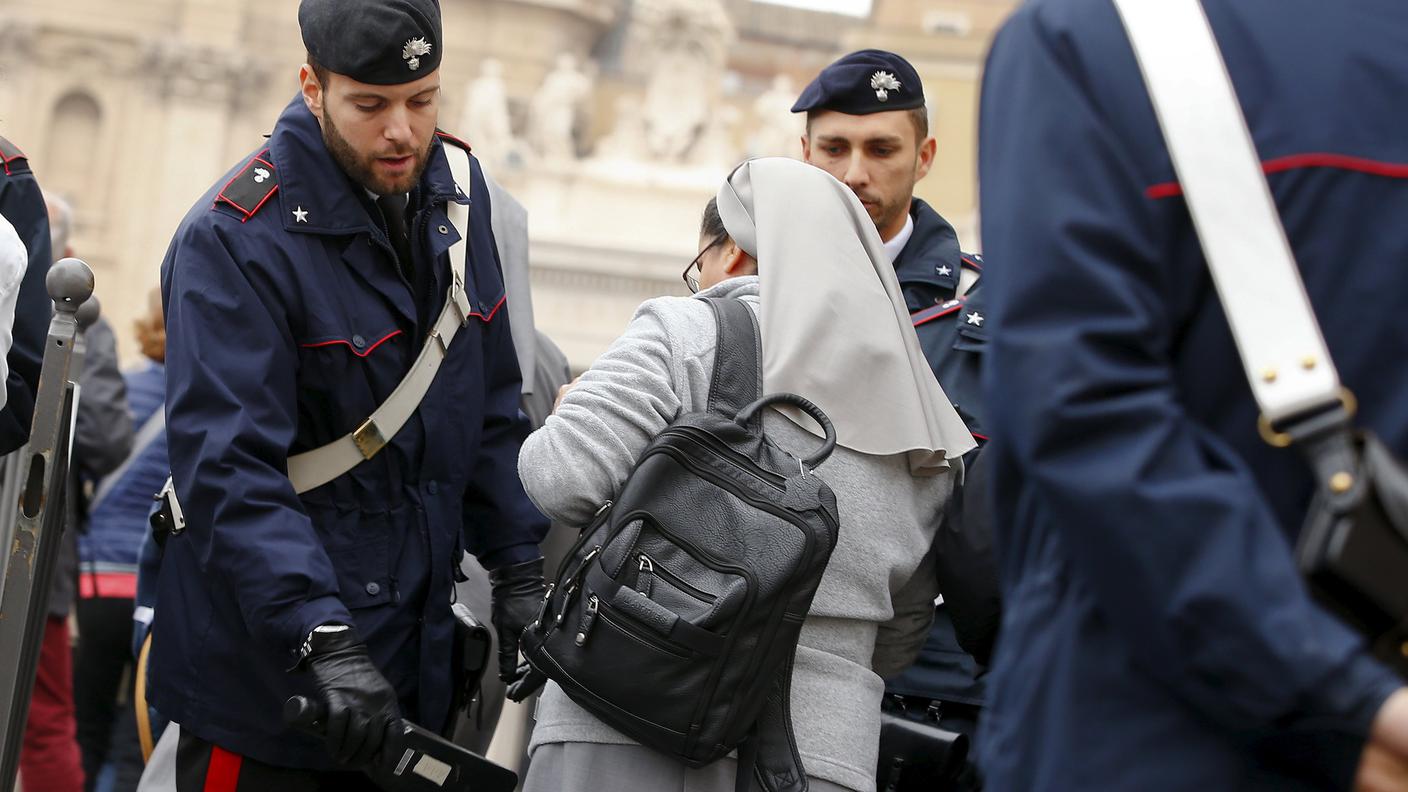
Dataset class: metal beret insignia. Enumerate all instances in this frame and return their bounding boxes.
[402,37,432,71]
[871,71,901,102]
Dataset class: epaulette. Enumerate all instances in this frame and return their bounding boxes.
[960,252,983,272]
[214,151,279,223]
[912,297,966,328]
[435,130,473,153]
[0,136,29,176]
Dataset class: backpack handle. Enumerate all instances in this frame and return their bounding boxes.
[735,393,838,471]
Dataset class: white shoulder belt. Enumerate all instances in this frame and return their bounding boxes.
[1112,0,1345,432]
[160,143,480,517]
[286,142,477,493]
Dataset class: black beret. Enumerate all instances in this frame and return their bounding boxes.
[300,0,442,85]
[791,49,925,115]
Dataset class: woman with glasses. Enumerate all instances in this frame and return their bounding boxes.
[682,225,731,295]
[515,158,974,792]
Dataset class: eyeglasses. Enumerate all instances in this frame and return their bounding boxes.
[683,235,727,294]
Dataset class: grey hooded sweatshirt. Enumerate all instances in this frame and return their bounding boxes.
[517,276,950,792]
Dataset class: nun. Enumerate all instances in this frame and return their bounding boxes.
[516,157,975,792]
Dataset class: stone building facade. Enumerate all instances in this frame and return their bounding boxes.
[0,0,1015,368]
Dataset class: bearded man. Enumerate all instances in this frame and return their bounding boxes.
[146,0,548,788]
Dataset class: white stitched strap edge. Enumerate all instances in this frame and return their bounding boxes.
[1112,0,1341,423]
[286,144,475,494]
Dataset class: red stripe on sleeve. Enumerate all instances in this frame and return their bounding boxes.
[1146,152,1408,199]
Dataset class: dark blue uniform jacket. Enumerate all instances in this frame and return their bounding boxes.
[979,2,1407,789]
[0,138,54,454]
[886,199,989,707]
[150,98,548,768]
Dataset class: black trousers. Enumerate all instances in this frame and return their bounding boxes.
[175,729,384,792]
[74,596,145,792]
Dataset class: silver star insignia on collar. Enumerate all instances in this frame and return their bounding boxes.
[292,206,309,223]
[937,264,952,276]
[966,311,985,327]
[403,37,432,71]
[871,71,902,102]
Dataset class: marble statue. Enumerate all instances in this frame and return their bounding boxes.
[527,54,593,163]
[461,58,516,171]
[691,103,743,171]
[627,0,734,163]
[750,74,804,159]
[594,95,649,163]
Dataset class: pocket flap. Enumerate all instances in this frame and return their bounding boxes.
[299,327,403,358]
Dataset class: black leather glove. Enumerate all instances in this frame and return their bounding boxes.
[505,661,547,703]
[488,557,547,683]
[301,625,401,767]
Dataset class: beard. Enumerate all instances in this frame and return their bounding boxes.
[856,192,905,236]
[322,110,432,196]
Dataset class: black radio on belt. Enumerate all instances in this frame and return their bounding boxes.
[450,602,492,715]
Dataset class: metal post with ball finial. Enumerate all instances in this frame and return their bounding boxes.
[0,257,95,792]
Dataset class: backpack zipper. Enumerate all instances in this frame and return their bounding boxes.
[636,555,655,597]
[637,552,719,604]
[553,545,601,628]
[553,500,613,582]
[658,426,787,491]
[575,595,600,646]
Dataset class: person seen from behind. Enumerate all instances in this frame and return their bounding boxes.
[515,157,975,792]
[977,2,1408,791]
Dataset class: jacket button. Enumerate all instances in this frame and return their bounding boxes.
[365,581,381,596]
[352,334,367,349]
[438,225,449,234]
[426,481,439,495]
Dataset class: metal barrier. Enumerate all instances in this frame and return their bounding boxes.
[0,450,24,587]
[0,258,95,791]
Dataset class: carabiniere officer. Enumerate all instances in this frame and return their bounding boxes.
[149,0,549,786]
[792,50,994,784]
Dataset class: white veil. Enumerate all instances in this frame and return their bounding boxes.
[715,158,975,474]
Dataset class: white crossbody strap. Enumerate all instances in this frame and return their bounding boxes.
[286,144,476,493]
[1112,0,1341,424]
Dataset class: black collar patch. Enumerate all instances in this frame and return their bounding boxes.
[0,136,28,176]
[215,152,279,222]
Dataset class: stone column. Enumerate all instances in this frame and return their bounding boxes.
[140,0,269,274]
[0,15,41,141]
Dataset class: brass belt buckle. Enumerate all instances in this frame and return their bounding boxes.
[1257,387,1357,448]
[353,418,387,460]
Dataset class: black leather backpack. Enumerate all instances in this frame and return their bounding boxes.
[520,298,841,792]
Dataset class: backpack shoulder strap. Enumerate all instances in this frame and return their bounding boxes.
[735,645,806,792]
[704,297,762,422]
